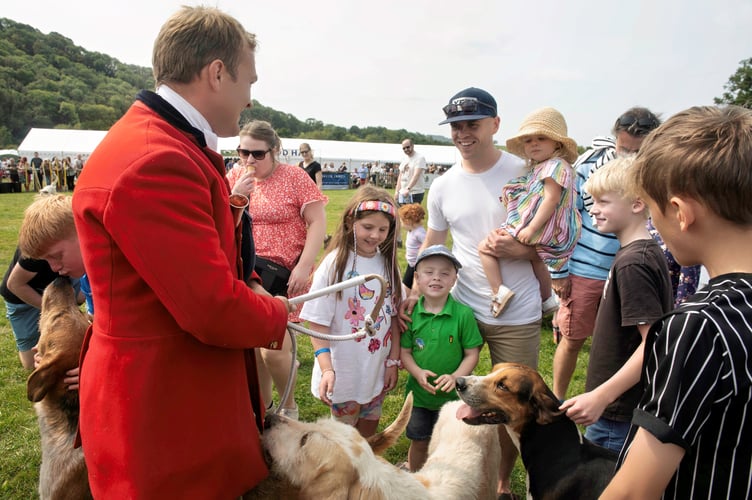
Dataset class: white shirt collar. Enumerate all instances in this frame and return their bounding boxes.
[156,85,219,152]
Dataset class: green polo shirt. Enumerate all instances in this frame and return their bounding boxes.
[401,295,483,409]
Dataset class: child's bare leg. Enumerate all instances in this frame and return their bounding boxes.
[532,259,552,300]
[407,439,429,471]
[479,242,503,293]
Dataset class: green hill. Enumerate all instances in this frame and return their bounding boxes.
[0,18,450,149]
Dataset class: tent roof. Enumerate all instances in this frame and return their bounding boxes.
[18,128,460,166]
[18,128,107,159]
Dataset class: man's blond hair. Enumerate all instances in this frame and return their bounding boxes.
[18,195,76,259]
[152,6,256,86]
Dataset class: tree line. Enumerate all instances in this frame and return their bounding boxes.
[0,18,451,149]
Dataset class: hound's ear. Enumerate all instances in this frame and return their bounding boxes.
[27,362,59,402]
[532,386,564,425]
[368,392,412,455]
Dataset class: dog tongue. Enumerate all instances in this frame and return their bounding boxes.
[455,402,483,420]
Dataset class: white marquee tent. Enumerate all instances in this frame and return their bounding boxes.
[18,128,461,169]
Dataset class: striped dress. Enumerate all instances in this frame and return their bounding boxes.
[500,157,582,271]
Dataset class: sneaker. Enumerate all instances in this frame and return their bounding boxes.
[279,405,299,420]
[542,294,559,316]
[490,285,515,317]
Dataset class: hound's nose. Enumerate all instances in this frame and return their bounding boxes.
[455,377,467,392]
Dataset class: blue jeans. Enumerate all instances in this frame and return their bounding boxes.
[585,417,631,453]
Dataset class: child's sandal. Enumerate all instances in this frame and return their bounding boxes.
[491,285,515,317]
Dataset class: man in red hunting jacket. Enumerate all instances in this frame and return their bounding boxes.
[73,6,290,498]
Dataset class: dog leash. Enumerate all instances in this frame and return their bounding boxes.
[274,273,387,415]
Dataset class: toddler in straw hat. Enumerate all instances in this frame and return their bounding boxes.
[479,107,582,317]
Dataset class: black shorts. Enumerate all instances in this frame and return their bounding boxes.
[406,406,440,441]
[402,264,416,289]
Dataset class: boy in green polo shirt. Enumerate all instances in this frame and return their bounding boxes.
[400,245,483,471]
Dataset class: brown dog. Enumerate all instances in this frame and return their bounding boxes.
[27,277,91,500]
[456,363,617,500]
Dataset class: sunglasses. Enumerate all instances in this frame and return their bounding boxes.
[442,97,495,117]
[616,115,659,135]
[236,148,271,160]
[402,146,412,151]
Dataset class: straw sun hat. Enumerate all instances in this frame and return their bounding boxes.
[505,107,578,164]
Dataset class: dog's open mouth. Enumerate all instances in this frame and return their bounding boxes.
[455,402,507,425]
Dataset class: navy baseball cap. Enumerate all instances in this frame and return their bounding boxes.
[439,87,498,125]
[415,245,462,270]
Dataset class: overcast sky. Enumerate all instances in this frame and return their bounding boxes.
[5,0,751,147]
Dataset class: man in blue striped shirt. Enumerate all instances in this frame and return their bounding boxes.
[602,105,752,499]
[551,107,660,400]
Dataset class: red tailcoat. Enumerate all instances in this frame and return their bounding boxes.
[73,93,287,499]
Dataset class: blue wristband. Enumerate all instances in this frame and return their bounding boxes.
[314,347,331,357]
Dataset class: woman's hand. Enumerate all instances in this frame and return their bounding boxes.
[287,264,310,298]
[231,171,256,197]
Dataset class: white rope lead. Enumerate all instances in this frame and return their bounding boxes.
[274,273,388,415]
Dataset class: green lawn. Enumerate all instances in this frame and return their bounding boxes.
[0,188,590,498]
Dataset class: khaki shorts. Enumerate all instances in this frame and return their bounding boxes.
[477,320,541,369]
[557,274,605,340]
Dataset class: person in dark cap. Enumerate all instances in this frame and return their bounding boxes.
[400,244,483,472]
[401,87,542,499]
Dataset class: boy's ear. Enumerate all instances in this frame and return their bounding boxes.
[671,196,696,232]
[632,197,647,215]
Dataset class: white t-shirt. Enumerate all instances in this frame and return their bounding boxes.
[398,152,427,195]
[427,152,541,325]
[300,250,396,404]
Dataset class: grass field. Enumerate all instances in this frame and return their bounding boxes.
[0,188,590,498]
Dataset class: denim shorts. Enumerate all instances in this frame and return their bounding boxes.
[406,406,440,441]
[4,300,41,351]
[585,416,631,454]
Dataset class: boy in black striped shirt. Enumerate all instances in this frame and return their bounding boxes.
[602,105,752,499]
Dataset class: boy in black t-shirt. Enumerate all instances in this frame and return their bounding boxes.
[1,247,61,369]
[602,106,752,499]
[559,156,672,453]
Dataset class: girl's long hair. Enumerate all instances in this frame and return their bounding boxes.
[325,185,401,304]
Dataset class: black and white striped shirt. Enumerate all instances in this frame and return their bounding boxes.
[618,273,752,499]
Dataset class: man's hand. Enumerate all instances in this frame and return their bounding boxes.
[64,367,80,391]
[552,277,571,300]
[397,294,419,331]
[484,228,537,259]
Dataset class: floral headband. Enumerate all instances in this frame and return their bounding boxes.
[354,200,396,218]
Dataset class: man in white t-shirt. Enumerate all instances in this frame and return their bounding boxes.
[401,87,541,499]
[395,139,427,205]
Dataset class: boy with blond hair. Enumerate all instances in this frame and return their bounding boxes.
[602,106,752,499]
[400,245,483,471]
[1,195,86,369]
[560,156,672,453]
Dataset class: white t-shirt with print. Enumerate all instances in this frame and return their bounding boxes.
[300,250,396,404]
